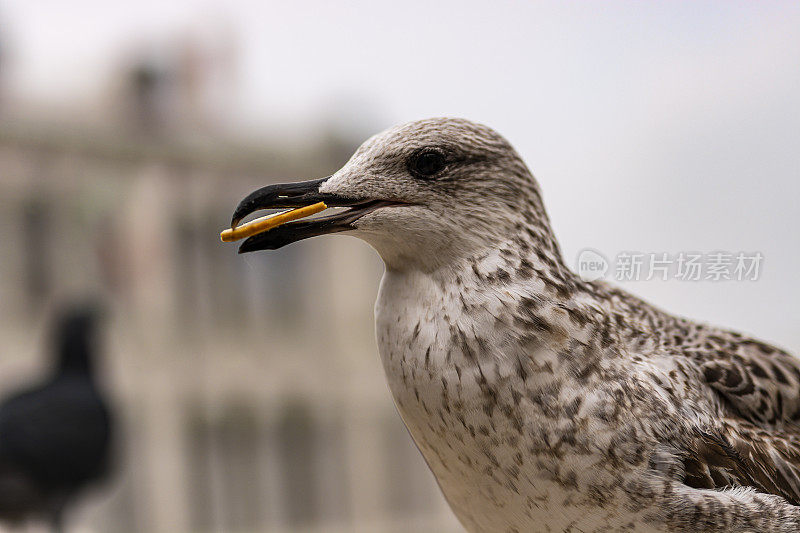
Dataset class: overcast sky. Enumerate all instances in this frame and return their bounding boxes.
[2,1,799,348]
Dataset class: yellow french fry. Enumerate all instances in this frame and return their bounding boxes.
[220,201,327,242]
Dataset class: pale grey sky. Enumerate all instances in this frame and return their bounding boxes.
[2,1,799,347]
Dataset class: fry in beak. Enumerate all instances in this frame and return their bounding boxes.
[220,201,328,243]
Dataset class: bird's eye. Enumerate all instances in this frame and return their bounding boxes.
[409,149,446,178]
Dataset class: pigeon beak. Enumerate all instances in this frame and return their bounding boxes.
[229,177,402,253]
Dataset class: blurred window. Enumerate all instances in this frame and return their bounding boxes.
[240,237,306,330]
[383,414,440,519]
[276,399,320,527]
[21,197,52,310]
[186,403,265,532]
[172,209,306,333]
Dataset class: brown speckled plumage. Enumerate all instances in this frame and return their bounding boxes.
[236,118,800,532]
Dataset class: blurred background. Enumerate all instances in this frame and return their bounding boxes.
[0,1,797,532]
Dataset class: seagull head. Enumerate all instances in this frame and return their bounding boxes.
[231,118,557,271]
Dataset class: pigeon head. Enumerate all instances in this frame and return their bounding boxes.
[231,118,559,271]
[52,303,103,376]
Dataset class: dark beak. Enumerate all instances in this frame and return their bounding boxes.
[229,177,400,253]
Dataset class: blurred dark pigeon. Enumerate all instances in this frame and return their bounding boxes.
[0,304,113,532]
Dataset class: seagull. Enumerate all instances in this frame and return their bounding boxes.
[228,118,800,532]
[0,303,113,533]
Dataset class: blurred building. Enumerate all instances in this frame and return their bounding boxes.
[0,31,460,533]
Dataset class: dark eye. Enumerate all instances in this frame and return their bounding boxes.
[409,149,446,178]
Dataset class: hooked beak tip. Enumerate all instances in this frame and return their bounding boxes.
[229,177,331,229]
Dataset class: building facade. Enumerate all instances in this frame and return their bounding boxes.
[0,120,460,533]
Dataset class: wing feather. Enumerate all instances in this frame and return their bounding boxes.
[690,334,800,426]
[686,423,800,505]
